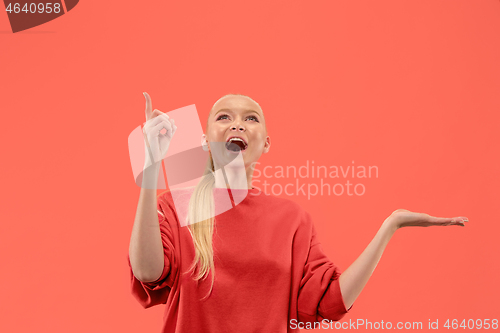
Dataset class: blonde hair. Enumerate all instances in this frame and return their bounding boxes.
[180,93,264,300]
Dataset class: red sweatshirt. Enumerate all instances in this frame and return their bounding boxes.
[127,187,352,332]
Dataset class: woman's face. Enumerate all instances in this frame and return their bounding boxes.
[203,95,270,169]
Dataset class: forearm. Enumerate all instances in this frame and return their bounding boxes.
[339,219,397,310]
[128,162,165,282]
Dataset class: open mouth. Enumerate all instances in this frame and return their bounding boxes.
[225,137,248,152]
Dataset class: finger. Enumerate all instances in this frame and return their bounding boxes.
[429,216,457,226]
[169,119,177,132]
[148,118,172,133]
[152,109,169,119]
[453,216,469,226]
[442,217,466,227]
[144,92,152,120]
[144,113,170,130]
[449,216,468,222]
[155,113,171,125]
[151,120,173,136]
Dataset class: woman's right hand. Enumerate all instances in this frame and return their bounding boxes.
[142,92,177,167]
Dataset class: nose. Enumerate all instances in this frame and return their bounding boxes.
[230,123,245,132]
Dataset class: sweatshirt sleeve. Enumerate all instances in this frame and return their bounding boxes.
[127,192,177,309]
[297,211,353,323]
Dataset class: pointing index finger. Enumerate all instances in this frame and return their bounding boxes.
[143,92,152,120]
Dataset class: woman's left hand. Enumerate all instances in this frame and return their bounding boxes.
[385,209,469,230]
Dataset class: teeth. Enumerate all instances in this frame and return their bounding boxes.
[226,137,248,150]
[230,138,245,143]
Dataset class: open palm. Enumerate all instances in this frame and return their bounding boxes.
[387,209,469,229]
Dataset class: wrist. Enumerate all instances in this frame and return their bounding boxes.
[143,153,162,170]
[141,162,162,189]
[382,217,399,234]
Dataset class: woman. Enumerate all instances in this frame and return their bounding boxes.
[128,92,468,333]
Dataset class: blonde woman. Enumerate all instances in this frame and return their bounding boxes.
[128,92,468,333]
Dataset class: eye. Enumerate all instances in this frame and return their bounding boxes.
[216,114,259,122]
[216,114,229,121]
[247,115,259,122]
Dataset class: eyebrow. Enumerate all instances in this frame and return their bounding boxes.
[214,108,261,117]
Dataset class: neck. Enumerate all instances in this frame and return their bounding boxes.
[213,160,253,190]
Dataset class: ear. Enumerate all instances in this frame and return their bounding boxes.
[201,134,209,151]
[263,136,271,153]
